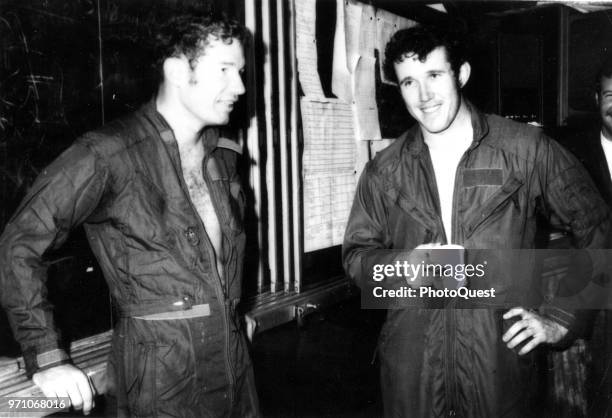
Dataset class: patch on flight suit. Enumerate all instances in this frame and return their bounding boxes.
[463,168,503,187]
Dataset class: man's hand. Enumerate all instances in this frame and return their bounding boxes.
[408,243,442,287]
[502,307,568,355]
[32,364,95,415]
[245,314,257,342]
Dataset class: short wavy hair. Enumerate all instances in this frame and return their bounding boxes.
[383,25,468,84]
[153,13,249,82]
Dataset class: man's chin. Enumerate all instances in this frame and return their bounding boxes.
[421,121,450,135]
[207,115,231,126]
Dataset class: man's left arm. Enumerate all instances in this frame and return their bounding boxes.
[503,136,612,354]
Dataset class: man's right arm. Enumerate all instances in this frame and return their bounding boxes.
[342,164,434,289]
[0,141,109,413]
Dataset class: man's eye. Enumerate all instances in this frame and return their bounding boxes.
[402,80,413,87]
[430,73,440,79]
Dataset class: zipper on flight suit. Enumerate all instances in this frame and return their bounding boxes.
[163,135,237,408]
[422,144,458,413]
[200,150,238,408]
[445,147,473,415]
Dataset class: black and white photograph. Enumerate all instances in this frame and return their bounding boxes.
[1,0,612,417]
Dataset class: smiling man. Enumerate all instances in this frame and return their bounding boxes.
[0,14,259,417]
[596,54,612,187]
[343,25,611,417]
[600,57,612,127]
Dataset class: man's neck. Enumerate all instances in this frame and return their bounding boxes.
[422,99,473,145]
[156,91,204,148]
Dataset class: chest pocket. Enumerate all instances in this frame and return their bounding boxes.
[384,184,440,246]
[463,174,524,239]
[137,171,166,214]
[394,192,438,232]
[122,171,169,242]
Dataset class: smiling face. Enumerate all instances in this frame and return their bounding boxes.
[178,38,246,128]
[394,46,469,135]
[598,75,612,140]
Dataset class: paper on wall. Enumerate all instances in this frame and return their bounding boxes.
[353,56,381,141]
[358,3,377,57]
[331,0,352,102]
[295,0,325,97]
[344,0,362,74]
[301,97,357,252]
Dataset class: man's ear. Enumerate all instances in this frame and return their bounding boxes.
[458,62,471,89]
[595,91,601,107]
[162,56,189,87]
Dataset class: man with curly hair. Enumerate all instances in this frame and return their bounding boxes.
[343,25,611,417]
[0,14,259,417]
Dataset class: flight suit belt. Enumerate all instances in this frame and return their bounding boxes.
[118,297,211,320]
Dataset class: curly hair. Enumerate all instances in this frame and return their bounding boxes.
[153,13,249,82]
[383,25,468,84]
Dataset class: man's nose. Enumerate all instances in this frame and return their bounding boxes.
[419,83,432,102]
[231,73,246,96]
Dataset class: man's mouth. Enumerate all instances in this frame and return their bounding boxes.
[219,100,236,110]
[421,103,441,114]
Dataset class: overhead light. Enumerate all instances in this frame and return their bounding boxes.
[425,3,447,13]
